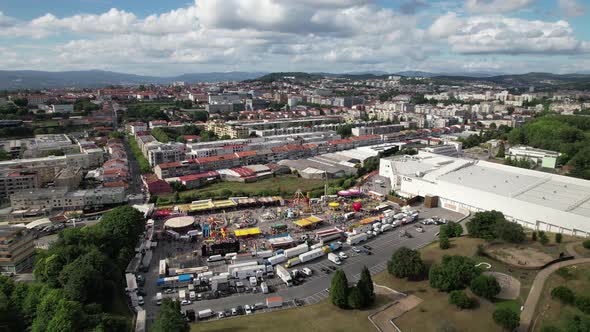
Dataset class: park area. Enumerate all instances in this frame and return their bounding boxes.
[191,296,390,332]
[533,263,590,331]
[157,175,326,204]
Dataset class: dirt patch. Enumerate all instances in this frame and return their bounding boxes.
[372,295,423,332]
[484,271,521,300]
[486,244,553,269]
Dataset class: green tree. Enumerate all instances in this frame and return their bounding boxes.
[388,247,425,280]
[448,290,475,309]
[492,308,520,331]
[575,295,590,314]
[551,286,575,304]
[347,286,363,309]
[429,255,481,292]
[356,266,375,308]
[31,289,64,332]
[494,220,525,243]
[555,233,562,243]
[46,299,85,332]
[466,210,505,240]
[330,270,350,308]
[152,298,189,332]
[496,144,506,158]
[564,315,590,332]
[441,221,463,238]
[532,231,537,241]
[439,234,451,250]
[539,232,550,245]
[470,275,501,300]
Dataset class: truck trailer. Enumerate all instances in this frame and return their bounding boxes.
[347,233,368,245]
[299,248,325,264]
[267,254,286,266]
[276,265,293,287]
[283,243,309,258]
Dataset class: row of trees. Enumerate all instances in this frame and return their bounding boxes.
[544,285,590,331]
[466,210,526,243]
[126,134,152,173]
[330,267,375,310]
[0,206,145,331]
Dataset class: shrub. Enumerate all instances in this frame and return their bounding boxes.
[551,286,575,304]
[476,244,486,256]
[555,267,572,280]
[540,325,561,332]
[429,256,481,292]
[532,231,537,241]
[388,247,425,280]
[492,308,520,331]
[439,235,451,250]
[575,295,590,314]
[448,290,475,309]
[539,232,549,245]
[555,233,562,243]
[583,240,590,249]
[470,275,501,300]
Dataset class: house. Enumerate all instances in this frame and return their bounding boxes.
[143,173,172,194]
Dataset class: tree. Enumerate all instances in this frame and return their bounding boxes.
[330,270,349,308]
[584,240,590,249]
[466,210,505,240]
[347,286,363,309]
[356,266,375,308]
[46,299,85,332]
[388,247,425,280]
[575,295,590,314]
[439,234,451,250]
[441,221,463,238]
[494,220,525,243]
[564,315,590,332]
[496,144,506,158]
[448,290,475,309]
[551,286,575,304]
[539,232,550,245]
[429,255,481,292]
[152,298,189,332]
[493,308,520,331]
[532,231,537,241]
[555,233,562,243]
[470,275,501,300]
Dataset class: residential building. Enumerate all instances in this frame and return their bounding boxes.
[10,187,126,213]
[0,170,40,201]
[0,226,35,274]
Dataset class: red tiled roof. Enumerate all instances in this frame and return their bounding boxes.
[157,161,182,169]
[179,171,220,182]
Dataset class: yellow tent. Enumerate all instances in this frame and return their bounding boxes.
[234,227,262,237]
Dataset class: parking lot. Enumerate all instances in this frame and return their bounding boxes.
[140,205,464,325]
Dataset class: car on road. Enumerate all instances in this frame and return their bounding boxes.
[338,252,348,259]
[244,305,253,315]
[181,300,192,306]
[352,246,361,253]
[218,312,225,319]
[231,308,238,316]
[164,288,174,294]
[236,305,245,315]
[363,245,372,250]
[224,309,232,317]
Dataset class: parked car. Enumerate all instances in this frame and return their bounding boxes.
[218,312,225,319]
[181,300,192,306]
[244,305,253,315]
[294,298,304,306]
[338,252,348,259]
[164,288,174,294]
[352,246,361,253]
[231,308,238,316]
[416,227,424,233]
[236,305,245,315]
[363,245,372,250]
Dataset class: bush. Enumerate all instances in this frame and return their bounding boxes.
[470,275,501,300]
[575,295,590,314]
[532,231,537,241]
[439,235,451,250]
[555,233,562,243]
[540,325,561,332]
[492,308,520,331]
[555,267,572,280]
[448,290,475,309]
[429,256,481,292]
[476,244,486,256]
[539,232,550,245]
[551,286,575,304]
[584,240,590,249]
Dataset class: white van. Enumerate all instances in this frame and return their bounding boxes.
[206,255,224,263]
[301,267,313,277]
[249,276,258,287]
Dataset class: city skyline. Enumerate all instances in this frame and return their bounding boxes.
[0,0,589,75]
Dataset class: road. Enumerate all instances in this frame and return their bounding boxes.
[123,135,144,197]
[144,222,440,323]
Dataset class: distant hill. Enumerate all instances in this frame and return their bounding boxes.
[0,70,267,90]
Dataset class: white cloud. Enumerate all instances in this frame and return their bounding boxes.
[428,12,462,38]
[558,0,585,17]
[447,16,588,55]
[464,0,534,13]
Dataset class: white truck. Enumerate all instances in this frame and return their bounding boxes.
[206,254,225,263]
[232,265,266,279]
[328,252,342,265]
[381,224,393,232]
[267,255,286,266]
[284,243,309,258]
[298,248,325,264]
[198,309,215,320]
[347,232,368,245]
[276,265,293,287]
[261,281,269,294]
[253,250,273,259]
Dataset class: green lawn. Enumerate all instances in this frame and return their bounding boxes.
[533,263,590,331]
[192,296,389,332]
[159,175,326,203]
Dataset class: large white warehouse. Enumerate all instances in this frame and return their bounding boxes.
[380,152,590,236]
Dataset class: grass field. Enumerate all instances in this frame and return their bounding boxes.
[533,263,590,331]
[372,237,505,332]
[160,175,326,202]
[574,243,590,258]
[192,295,389,332]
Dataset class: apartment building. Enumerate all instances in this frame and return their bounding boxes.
[0,226,35,274]
[10,187,126,212]
[206,122,250,139]
[0,170,40,201]
[147,143,186,167]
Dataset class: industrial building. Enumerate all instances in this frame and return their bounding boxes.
[380,151,590,236]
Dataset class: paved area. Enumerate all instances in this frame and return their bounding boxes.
[484,271,520,300]
[519,258,590,332]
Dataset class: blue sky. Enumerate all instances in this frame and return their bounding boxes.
[0,0,588,75]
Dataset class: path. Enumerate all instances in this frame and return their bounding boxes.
[519,258,590,332]
[566,241,583,258]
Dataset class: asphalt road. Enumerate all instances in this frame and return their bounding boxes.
[123,135,144,197]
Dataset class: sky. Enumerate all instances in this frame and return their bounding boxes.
[0,0,589,76]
